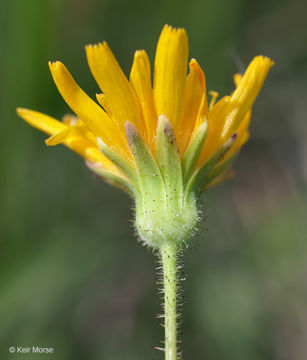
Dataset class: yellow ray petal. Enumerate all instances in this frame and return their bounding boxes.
[232,56,273,109]
[17,107,121,173]
[177,59,207,150]
[153,24,188,127]
[130,50,157,145]
[222,56,274,139]
[46,125,121,172]
[178,59,208,153]
[199,96,235,162]
[48,61,127,156]
[17,108,66,135]
[85,42,145,136]
[225,111,251,159]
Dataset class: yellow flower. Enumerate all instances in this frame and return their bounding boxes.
[17,25,273,247]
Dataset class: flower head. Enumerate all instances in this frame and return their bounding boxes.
[17,25,273,248]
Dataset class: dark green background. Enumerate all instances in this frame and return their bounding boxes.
[1,0,307,359]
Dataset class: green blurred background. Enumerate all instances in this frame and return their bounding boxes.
[1,0,307,359]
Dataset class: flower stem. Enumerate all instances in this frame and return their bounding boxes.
[160,241,178,360]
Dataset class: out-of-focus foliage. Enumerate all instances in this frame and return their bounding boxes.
[1,0,306,359]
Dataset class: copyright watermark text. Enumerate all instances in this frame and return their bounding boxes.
[9,346,54,354]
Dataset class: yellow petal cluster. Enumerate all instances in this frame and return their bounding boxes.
[17,24,273,187]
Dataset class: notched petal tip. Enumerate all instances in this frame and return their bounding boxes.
[85,42,110,62]
[133,49,146,58]
[232,55,274,103]
[168,26,188,45]
[252,55,275,78]
[154,24,189,126]
[244,55,274,73]
[85,41,107,51]
[233,55,274,87]
[48,61,71,82]
[220,54,274,140]
[162,23,187,34]
[256,55,275,66]
[48,60,63,71]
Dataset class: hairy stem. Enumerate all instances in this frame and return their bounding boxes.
[160,242,178,360]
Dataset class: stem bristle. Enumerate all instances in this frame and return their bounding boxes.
[153,242,187,359]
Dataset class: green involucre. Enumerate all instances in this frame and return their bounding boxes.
[96,115,237,249]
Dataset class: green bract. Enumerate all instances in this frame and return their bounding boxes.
[95,115,236,249]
